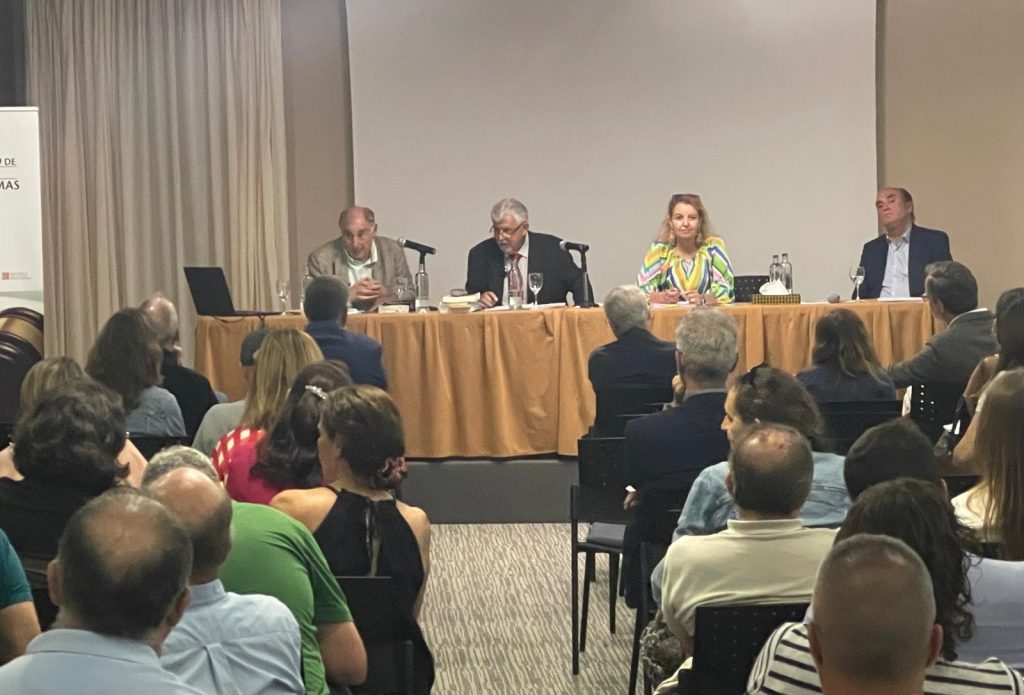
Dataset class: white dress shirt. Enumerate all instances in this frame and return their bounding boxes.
[880,226,912,298]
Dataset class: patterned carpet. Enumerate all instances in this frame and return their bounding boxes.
[419,524,636,695]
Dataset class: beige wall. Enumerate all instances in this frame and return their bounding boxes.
[880,0,1024,308]
[280,0,353,286]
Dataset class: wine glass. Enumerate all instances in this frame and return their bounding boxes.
[276,280,291,313]
[394,277,413,305]
[528,272,544,307]
[849,265,865,301]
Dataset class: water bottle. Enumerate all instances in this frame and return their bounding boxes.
[415,269,430,312]
[508,262,525,309]
[769,254,782,283]
[780,253,793,293]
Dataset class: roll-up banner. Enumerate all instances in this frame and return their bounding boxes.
[0,107,44,313]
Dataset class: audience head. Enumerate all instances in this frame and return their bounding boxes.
[994,288,1024,373]
[13,380,128,494]
[142,445,219,486]
[727,422,813,517]
[145,467,233,584]
[241,328,323,432]
[875,186,915,231]
[974,368,1024,560]
[304,276,349,325]
[252,360,353,489]
[810,534,939,695]
[836,478,973,660]
[602,285,649,337]
[240,328,267,368]
[319,385,405,490]
[338,206,378,262]
[674,308,737,388]
[490,198,529,256]
[810,309,885,377]
[843,418,940,500]
[18,356,85,415]
[724,364,823,445]
[50,488,192,644]
[139,292,179,354]
[924,261,979,318]
[657,193,713,246]
[85,308,163,410]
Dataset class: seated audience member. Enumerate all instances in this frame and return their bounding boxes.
[0,380,129,628]
[797,309,896,403]
[303,276,388,389]
[952,369,1024,553]
[0,488,204,694]
[226,361,352,504]
[887,261,997,389]
[842,418,940,500]
[141,293,218,439]
[147,468,306,694]
[193,327,266,455]
[657,424,834,677]
[272,385,432,695]
[857,187,952,299]
[637,193,734,304]
[952,288,1024,470]
[141,447,365,695]
[0,529,39,664]
[306,206,414,312]
[466,197,590,308]
[588,285,676,395]
[810,535,941,695]
[0,357,146,486]
[748,479,1024,693]
[86,308,186,437]
[212,328,323,478]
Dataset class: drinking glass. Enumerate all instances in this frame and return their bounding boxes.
[528,272,544,307]
[277,280,291,313]
[395,276,413,303]
[849,265,865,301]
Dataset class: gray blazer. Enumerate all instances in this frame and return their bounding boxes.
[306,235,414,310]
[887,309,997,389]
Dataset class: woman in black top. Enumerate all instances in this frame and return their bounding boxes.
[798,309,896,403]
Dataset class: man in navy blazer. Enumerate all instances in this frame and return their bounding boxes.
[588,285,676,394]
[466,198,591,307]
[857,188,952,299]
[303,276,388,389]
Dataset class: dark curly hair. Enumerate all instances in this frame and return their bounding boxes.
[734,364,824,445]
[319,385,405,490]
[836,478,974,660]
[85,308,162,411]
[13,380,129,495]
[251,360,352,489]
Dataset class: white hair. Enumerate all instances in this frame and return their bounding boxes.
[675,308,738,384]
[603,285,649,336]
[490,198,529,226]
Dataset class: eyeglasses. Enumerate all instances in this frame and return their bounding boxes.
[491,222,525,238]
[739,362,771,388]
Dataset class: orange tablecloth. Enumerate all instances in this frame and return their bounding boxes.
[194,301,935,458]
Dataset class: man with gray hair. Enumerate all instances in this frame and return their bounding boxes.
[466,197,590,308]
[588,285,676,394]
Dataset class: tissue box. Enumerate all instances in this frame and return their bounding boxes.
[752,293,801,305]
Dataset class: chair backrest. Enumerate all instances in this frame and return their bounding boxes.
[577,436,626,491]
[20,555,58,630]
[942,474,980,499]
[634,485,690,548]
[639,542,668,621]
[594,387,672,437]
[127,435,193,460]
[336,575,415,695]
[734,275,770,303]
[817,400,903,455]
[690,602,809,695]
[909,382,965,443]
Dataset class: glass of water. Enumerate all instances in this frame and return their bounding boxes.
[528,272,544,307]
[849,265,865,301]
[277,280,291,313]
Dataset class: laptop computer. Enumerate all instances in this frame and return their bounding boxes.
[183,267,269,317]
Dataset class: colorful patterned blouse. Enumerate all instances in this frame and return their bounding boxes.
[636,237,734,302]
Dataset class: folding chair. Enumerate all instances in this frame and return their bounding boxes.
[909,382,965,443]
[594,387,672,436]
[817,400,902,454]
[733,275,770,303]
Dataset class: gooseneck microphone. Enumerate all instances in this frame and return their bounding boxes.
[558,240,590,253]
[398,238,437,255]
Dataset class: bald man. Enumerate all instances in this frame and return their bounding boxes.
[147,468,305,695]
[809,535,942,695]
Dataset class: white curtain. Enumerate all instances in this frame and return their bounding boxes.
[26,0,289,362]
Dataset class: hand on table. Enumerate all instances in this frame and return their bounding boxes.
[683,291,718,306]
[648,289,681,305]
[350,278,387,304]
[479,291,499,308]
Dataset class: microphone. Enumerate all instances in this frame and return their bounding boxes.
[559,240,590,253]
[398,238,436,255]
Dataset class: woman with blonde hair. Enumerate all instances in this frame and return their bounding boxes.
[637,193,734,304]
[212,328,323,478]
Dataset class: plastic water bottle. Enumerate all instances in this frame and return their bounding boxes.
[415,269,430,312]
[769,254,782,283]
[508,260,525,309]
[780,253,793,293]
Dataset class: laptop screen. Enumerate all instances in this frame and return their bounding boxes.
[183,267,237,316]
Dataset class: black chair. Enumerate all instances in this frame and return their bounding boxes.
[127,435,192,460]
[733,275,770,303]
[689,602,809,695]
[20,556,57,630]
[335,576,415,695]
[630,541,668,695]
[909,382,965,443]
[942,474,980,499]
[817,400,903,455]
[572,436,630,675]
[594,387,672,437]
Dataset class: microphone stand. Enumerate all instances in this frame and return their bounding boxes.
[576,249,597,309]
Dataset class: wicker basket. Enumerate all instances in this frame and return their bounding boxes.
[751,293,801,305]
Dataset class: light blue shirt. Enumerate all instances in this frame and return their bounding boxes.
[0,629,205,695]
[161,579,304,695]
[880,226,912,298]
[126,385,186,437]
[650,451,850,603]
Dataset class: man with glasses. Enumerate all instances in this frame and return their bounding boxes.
[465,198,590,308]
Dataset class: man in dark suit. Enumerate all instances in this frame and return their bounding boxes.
[303,276,388,389]
[857,187,952,299]
[588,285,676,393]
[466,197,591,307]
